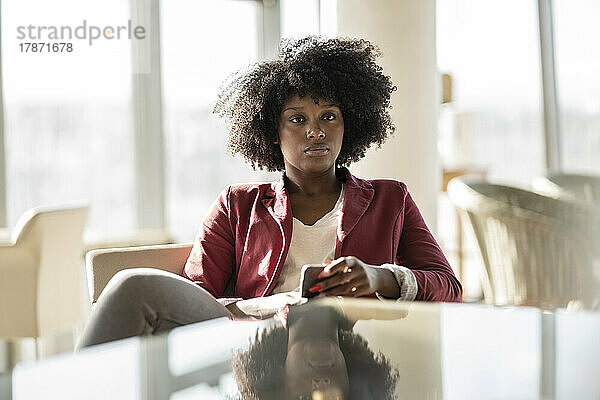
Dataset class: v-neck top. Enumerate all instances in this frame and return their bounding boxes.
[272,184,345,293]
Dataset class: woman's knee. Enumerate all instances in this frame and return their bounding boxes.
[101,268,183,302]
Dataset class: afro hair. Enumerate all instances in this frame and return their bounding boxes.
[213,36,397,171]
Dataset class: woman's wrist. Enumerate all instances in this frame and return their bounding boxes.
[372,266,400,299]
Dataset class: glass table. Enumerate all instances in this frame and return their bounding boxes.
[6,299,600,399]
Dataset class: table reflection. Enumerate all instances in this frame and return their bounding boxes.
[230,300,409,400]
[7,300,600,400]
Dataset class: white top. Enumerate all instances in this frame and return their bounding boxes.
[272,184,418,301]
[273,184,345,293]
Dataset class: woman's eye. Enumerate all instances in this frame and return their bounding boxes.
[322,113,336,121]
[290,116,304,123]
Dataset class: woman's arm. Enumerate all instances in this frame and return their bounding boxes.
[395,189,462,302]
[299,183,462,302]
[182,186,236,298]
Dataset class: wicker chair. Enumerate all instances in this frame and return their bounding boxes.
[448,178,599,309]
[533,173,600,206]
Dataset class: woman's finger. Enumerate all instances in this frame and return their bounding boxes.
[320,281,361,297]
[318,273,370,296]
[319,257,348,278]
[351,284,372,298]
[313,264,362,292]
[312,271,352,293]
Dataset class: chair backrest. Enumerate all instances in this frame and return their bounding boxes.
[448,178,599,309]
[0,203,89,338]
[86,243,194,304]
[535,173,600,205]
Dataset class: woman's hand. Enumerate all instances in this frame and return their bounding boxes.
[234,292,306,319]
[310,256,400,298]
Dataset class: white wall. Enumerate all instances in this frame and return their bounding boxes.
[337,0,440,231]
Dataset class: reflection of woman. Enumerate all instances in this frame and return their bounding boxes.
[232,305,399,400]
[78,36,460,349]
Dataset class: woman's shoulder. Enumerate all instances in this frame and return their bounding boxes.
[350,173,409,196]
[368,179,410,209]
[211,182,274,215]
[366,177,408,191]
[221,181,275,200]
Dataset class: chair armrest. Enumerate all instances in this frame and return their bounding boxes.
[86,242,193,304]
[83,229,174,255]
[0,246,38,337]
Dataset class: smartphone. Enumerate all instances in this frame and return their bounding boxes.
[300,264,326,298]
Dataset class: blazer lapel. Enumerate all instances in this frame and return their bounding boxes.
[336,168,375,255]
[260,173,293,295]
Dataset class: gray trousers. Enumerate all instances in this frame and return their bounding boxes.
[77,268,232,349]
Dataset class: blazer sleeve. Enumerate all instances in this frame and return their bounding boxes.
[183,186,236,298]
[396,185,463,302]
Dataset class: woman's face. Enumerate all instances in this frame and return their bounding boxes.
[277,94,344,175]
[284,337,349,399]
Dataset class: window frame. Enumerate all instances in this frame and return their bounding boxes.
[537,0,562,172]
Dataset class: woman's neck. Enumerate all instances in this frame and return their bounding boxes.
[285,167,341,197]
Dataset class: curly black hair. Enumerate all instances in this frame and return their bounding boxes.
[213,36,397,171]
[230,326,399,400]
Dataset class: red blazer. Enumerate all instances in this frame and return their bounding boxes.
[183,168,462,302]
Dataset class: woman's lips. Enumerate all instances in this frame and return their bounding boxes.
[304,146,330,156]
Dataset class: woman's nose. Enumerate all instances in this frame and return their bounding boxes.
[307,127,326,139]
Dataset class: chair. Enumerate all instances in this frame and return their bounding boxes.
[447,178,599,309]
[86,243,193,304]
[0,204,89,345]
[86,242,242,306]
[533,173,600,206]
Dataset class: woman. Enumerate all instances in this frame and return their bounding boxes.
[185,36,461,302]
[78,36,461,349]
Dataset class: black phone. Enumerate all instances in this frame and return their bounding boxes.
[300,264,326,298]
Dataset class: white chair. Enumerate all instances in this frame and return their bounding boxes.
[85,243,193,304]
[448,178,599,309]
[85,242,243,307]
[533,173,600,206]
[0,204,89,351]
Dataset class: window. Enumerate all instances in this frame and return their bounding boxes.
[553,0,600,174]
[436,0,544,183]
[1,0,135,235]
[161,0,278,241]
[281,0,337,39]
